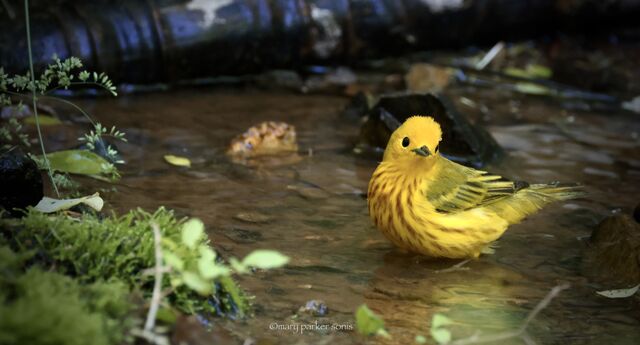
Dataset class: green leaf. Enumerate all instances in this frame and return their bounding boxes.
[164,154,191,167]
[415,335,427,344]
[197,245,230,279]
[181,218,204,249]
[198,259,230,279]
[241,250,289,269]
[430,328,452,344]
[42,150,113,176]
[182,271,211,295]
[514,82,552,96]
[355,304,388,337]
[199,245,216,262]
[163,251,184,271]
[596,284,639,299]
[34,193,104,213]
[23,115,62,126]
[431,314,453,329]
[229,257,247,274]
[430,314,454,344]
[155,306,178,325]
[78,70,90,81]
[504,64,552,79]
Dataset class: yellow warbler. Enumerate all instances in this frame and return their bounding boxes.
[367,116,582,258]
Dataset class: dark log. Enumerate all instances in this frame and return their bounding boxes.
[1,0,639,84]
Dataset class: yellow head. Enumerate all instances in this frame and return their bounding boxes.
[382,116,442,167]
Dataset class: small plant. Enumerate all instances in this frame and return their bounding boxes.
[0,54,127,192]
[3,207,289,317]
[430,314,454,344]
[0,57,116,101]
[355,304,391,338]
[78,123,127,164]
[0,117,30,150]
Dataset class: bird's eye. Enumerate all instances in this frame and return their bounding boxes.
[402,137,410,148]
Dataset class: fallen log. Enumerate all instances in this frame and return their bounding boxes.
[1,0,639,84]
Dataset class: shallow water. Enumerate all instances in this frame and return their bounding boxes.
[65,86,640,344]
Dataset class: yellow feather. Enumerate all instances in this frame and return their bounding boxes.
[367,116,583,258]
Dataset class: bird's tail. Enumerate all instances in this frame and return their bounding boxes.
[486,183,584,224]
[528,183,586,201]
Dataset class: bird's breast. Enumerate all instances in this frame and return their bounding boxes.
[367,165,432,252]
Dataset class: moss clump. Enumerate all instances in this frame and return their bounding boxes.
[1,207,249,324]
[0,246,133,345]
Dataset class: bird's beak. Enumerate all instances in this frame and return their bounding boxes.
[412,146,431,157]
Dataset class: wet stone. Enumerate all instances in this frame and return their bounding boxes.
[298,300,328,317]
[583,214,640,286]
[353,93,503,167]
[222,227,264,244]
[233,212,272,224]
[287,185,330,200]
[0,147,43,215]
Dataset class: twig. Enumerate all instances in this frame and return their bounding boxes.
[130,329,169,345]
[475,41,505,70]
[448,283,570,345]
[144,222,164,332]
[24,0,59,197]
[436,259,471,274]
[2,0,15,19]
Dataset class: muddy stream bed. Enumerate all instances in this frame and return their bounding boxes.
[45,84,640,344]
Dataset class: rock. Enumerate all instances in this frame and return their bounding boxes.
[298,300,328,316]
[0,147,43,215]
[405,63,453,94]
[342,91,375,121]
[287,185,330,200]
[583,214,640,287]
[233,212,272,224]
[255,70,304,91]
[355,93,503,167]
[222,227,263,244]
[171,314,239,345]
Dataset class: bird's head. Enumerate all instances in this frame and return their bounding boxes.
[382,116,442,168]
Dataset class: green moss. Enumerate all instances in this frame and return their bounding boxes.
[1,207,249,316]
[0,246,133,345]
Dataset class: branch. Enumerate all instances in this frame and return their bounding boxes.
[448,283,570,345]
[144,222,164,332]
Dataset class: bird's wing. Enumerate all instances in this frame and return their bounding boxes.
[425,158,526,213]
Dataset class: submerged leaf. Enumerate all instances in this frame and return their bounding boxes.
[34,193,104,213]
[596,284,640,299]
[504,64,552,79]
[24,115,62,126]
[164,155,191,167]
[514,82,552,96]
[241,250,290,269]
[42,150,112,176]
